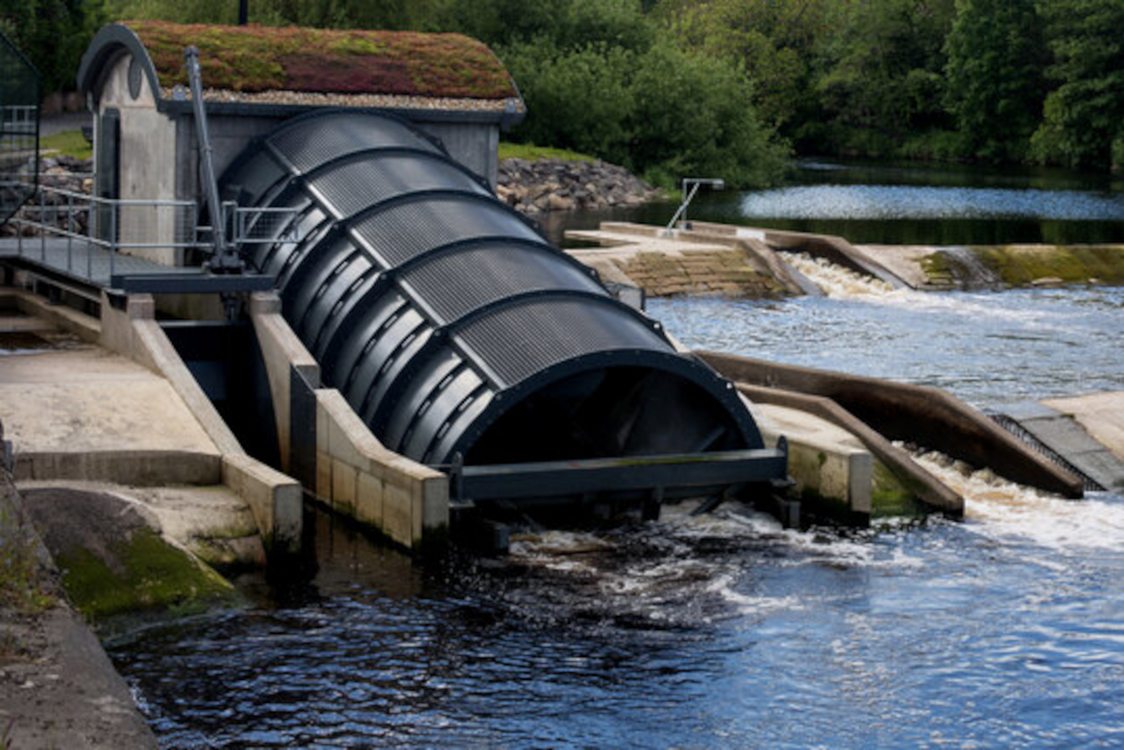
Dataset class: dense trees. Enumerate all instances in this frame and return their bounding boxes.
[945,0,1046,163]
[2,0,1121,178]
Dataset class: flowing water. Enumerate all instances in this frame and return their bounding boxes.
[109,164,1124,748]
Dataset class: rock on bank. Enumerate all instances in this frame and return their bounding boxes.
[496,157,663,214]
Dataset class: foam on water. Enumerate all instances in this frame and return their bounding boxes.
[779,251,895,298]
[777,252,1081,335]
[908,448,1124,552]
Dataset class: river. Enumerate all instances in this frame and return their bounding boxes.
[109,160,1124,748]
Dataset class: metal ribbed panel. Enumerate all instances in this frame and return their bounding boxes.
[307,152,490,219]
[220,109,765,476]
[350,196,542,268]
[400,242,606,324]
[269,112,441,173]
[455,297,668,389]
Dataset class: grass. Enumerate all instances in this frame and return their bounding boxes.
[127,20,517,99]
[498,142,596,163]
[41,129,91,161]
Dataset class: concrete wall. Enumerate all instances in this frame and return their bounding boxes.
[174,113,286,205]
[249,292,449,550]
[99,292,302,552]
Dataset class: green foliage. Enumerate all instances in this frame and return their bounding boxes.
[1031,0,1124,170]
[812,0,956,155]
[628,38,787,188]
[0,0,98,93]
[501,40,635,165]
[502,35,786,188]
[7,0,1122,175]
[42,129,93,160]
[657,0,831,133]
[945,0,1046,162]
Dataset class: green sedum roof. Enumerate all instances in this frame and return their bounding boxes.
[123,20,517,100]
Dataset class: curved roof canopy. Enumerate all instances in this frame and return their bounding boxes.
[77,21,524,120]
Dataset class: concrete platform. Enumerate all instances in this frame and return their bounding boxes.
[752,402,873,516]
[1042,392,1124,464]
[565,223,800,297]
[0,347,217,455]
[1006,393,1124,492]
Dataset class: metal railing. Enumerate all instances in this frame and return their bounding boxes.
[230,203,300,245]
[5,181,302,281]
[8,184,202,278]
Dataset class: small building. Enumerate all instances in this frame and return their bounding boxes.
[76,20,524,265]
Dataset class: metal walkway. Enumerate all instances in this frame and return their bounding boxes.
[0,237,200,289]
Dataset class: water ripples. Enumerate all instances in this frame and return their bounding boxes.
[742,184,1124,221]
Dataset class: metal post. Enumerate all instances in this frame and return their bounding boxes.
[665,178,725,232]
[86,198,93,279]
[109,202,116,282]
[39,188,45,261]
[184,46,241,273]
[67,192,73,272]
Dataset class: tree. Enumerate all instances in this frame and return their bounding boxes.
[812,0,956,154]
[658,0,831,133]
[944,0,1046,162]
[1031,0,1124,170]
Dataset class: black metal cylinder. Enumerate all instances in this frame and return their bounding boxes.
[221,110,764,469]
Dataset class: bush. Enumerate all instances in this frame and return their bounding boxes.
[503,36,786,188]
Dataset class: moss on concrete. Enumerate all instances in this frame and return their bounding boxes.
[56,527,235,623]
[974,245,1124,285]
[923,245,1124,287]
[0,507,56,615]
[870,461,926,518]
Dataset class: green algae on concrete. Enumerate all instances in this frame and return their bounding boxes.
[870,460,927,518]
[923,244,1124,287]
[975,245,1124,285]
[56,527,235,623]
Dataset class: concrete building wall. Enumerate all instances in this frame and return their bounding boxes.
[97,54,180,266]
[174,113,287,204]
[415,120,499,187]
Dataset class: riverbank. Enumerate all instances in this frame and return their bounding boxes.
[497,156,663,215]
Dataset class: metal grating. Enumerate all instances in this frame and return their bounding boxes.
[401,242,606,324]
[456,297,669,388]
[989,413,1104,492]
[221,110,766,473]
[308,153,489,219]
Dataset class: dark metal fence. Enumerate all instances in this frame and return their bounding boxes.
[0,32,39,227]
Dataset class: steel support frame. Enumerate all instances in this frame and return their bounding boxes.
[453,440,788,506]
